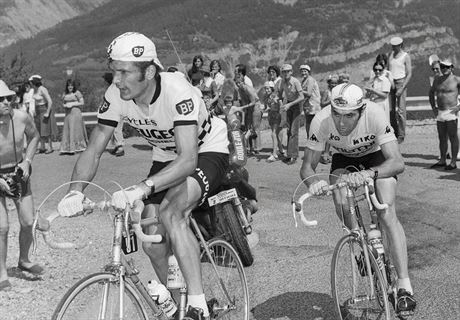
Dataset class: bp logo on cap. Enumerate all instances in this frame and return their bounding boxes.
[132,46,145,57]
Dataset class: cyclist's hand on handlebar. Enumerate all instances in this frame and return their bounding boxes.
[111,185,146,210]
[309,180,330,196]
[344,170,373,188]
[58,190,87,217]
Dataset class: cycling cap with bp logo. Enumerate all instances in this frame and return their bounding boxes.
[107,32,164,70]
[330,83,365,114]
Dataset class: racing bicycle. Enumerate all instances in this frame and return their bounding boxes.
[33,181,250,320]
[292,174,411,320]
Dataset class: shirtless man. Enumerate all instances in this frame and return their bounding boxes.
[0,79,42,291]
[429,59,460,170]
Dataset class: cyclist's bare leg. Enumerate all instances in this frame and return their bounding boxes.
[141,204,170,284]
[0,197,10,283]
[15,194,36,268]
[375,178,410,288]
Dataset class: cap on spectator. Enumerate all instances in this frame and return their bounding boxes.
[440,58,454,67]
[299,64,311,71]
[107,32,163,69]
[428,54,439,66]
[28,74,42,81]
[264,81,275,88]
[102,72,113,84]
[0,80,16,97]
[390,36,403,46]
[281,64,293,71]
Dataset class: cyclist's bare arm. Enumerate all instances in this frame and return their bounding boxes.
[300,147,323,186]
[69,123,115,192]
[145,124,199,193]
[370,141,404,178]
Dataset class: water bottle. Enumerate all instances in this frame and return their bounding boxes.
[147,280,177,318]
[166,255,186,289]
[368,224,385,257]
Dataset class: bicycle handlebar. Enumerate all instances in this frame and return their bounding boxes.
[292,177,388,228]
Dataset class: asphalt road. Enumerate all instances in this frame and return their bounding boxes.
[1,123,459,320]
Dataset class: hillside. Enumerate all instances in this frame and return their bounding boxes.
[1,0,460,109]
[0,0,109,48]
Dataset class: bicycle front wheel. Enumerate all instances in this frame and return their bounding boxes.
[201,238,250,320]
[331,234,391,320]
[52,272,149,320]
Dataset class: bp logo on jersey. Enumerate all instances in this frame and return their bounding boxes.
[176,99,194,115]
[132,46,144,57]
[99,98,110,114]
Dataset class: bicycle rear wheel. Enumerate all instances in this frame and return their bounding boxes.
[331,234,391,320]
[52,272,149,320]
[201,238,250,320]
[216,202,254,267]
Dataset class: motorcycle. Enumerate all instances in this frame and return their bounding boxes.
[192,117,257,267]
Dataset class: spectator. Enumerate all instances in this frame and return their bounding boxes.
[22,81,35,118]
[319,74,339,164]
[59,79,88,155]
[369,53,395,89]
[364,61,392,120]
[233,74,261,155]
[299,64,321,137]
[103,72,125,157]
[0,79,43,292]
[188,55,204,85]
[30,75,57,154]
[199,65,218,110]
[235,64,253,87]
[429,55,442,86]
[338,72,350,84]
[267,65,281,86]
[388,36,412,144]
[210,60,225,98]
[213,95,244,125]
[428,58,460,170]
[262,81,282,162]
[276,63,304,165]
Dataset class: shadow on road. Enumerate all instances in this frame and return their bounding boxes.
[252,291,336,320]
[402,152,438,161]
[132,144,152,151]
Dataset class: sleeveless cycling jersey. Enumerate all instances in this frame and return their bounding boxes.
[306,102,396,157]
[98,72,229,162]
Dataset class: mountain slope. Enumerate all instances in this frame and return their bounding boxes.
[0,0,109,47]
[1,0,459,102]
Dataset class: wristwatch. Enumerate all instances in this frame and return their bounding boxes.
[369,169,378,180]
[142,179,155,196]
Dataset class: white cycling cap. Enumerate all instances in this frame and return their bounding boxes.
[0,80,16,96]
[107,32,164,69]
[299,64,311,71]
[330,83,365,114]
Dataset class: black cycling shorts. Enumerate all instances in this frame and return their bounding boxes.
[144,152,229,206]
[330,150,386,173]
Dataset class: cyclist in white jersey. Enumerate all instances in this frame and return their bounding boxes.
[300,83,416,314]
[57,32,229,320]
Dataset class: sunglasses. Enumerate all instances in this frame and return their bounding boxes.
[432,67,440,71]
[0,95,14,102]
[373,68,383,72]
[440,65,451,69]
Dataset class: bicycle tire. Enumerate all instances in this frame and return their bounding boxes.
[331,234,391,320]
[215,202,254,267]
[201,238,250,320]
[52,272,150,320]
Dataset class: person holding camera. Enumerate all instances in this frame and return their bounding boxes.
[0,79,43,291]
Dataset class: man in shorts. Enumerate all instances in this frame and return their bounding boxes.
[429,58,460,170]
[300,83,416,316]
[57,32,229,320]
[0,79,43,291]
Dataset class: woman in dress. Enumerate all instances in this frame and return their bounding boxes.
[188,55,204,85]
[364,61,392,120]
[30,75,56,154]
[59,79,88,155]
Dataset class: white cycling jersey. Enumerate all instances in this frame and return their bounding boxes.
[98,72,229,162]
[306,102,396,157]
